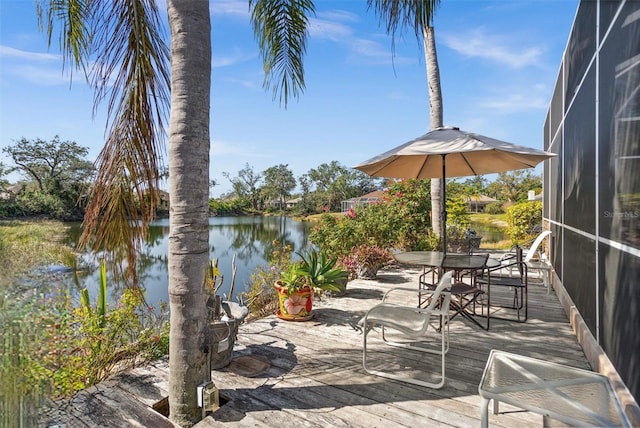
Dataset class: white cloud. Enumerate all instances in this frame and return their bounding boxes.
[308,17,354,42]
[316,10,359,23]
[441,28,544,69]
[309,14,412,66]
[213,49,257,68]
[3,64,70,86]
[387,91,411,101]
[0,45,59,62]
[477,80,552,113]
[218,75,258,89]
[480,93,548,112]
[211,0,249,17]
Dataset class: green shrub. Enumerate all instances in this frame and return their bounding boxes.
[0,263,170,418]
[505,201,542,245]
[447,195,471,229]
[484,201,504,214]
[309,179,437,259]
[208,198,249,216]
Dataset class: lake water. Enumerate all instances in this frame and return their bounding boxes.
[468,221,509,243]
[67,216,312,308]
[64,215,507,308]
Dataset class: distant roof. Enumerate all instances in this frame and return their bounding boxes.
[7,183,24,193]
[465,194,498,203]
[345,190,385,203]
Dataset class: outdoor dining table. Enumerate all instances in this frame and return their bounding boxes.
[393,251,499,276]
[393,251,499,329]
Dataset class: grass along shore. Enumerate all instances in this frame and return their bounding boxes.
[0,220,76,291]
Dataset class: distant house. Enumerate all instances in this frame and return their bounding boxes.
[286,197,301,209]
[265,199,285,209]
[341,190,385,212]
[0,183,25,200]
[527,190,543,201]
[465,194,498,213]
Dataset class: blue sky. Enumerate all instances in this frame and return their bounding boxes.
[0,0,577,197]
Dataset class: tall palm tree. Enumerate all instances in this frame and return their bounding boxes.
[37,0,314,425]
[367,0,444,241]
[165,1,211,425]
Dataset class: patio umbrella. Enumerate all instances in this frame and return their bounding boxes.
[353,126,556,254]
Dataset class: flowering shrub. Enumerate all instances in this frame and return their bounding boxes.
[344,207,356,219]
[309,179,437,263]
[349,244,391,269]
[336,253,358,280]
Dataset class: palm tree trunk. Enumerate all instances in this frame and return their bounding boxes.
[167,1,211,425]
[423,25,444,241]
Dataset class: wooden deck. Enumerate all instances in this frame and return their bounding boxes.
[41,262,592,427]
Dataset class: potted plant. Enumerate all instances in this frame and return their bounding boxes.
[349,244,391,279]
[274,262,315,321]
[274,249,347,320]
[299,249,348,295]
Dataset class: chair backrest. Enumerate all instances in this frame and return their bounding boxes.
[515,247,525,277]
[524,230,552,262]
[424,271,454,311]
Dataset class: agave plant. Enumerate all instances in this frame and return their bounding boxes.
[297,249,347,294]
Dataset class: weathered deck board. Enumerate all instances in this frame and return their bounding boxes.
[40,261,596,427]
[200,263,588,428]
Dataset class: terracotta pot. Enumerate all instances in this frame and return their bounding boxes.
[275,282,314,321]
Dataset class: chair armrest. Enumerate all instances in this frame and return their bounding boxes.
[499,252,517,262]
[485,260,528,273]
[364,294,452,324]
[382,286,438,302]
[526,259,552,269]
[379,287,451,315]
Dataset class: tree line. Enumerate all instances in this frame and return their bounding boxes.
[1,136,542,221]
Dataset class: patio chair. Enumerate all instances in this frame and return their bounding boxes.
[449,253,491,330]
[501,230,553,292]
[361,271,453,389]
[478,250,528,322]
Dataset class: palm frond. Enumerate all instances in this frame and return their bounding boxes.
[39,0,169,284]
[250,0,315,108]
[367,0,441,51]
[37,0,91,80]
[77,0,170,284]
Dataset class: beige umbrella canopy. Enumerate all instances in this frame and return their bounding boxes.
[353,126,556,253]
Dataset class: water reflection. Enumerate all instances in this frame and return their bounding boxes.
[67,216,311,309]
[469,221,509,244]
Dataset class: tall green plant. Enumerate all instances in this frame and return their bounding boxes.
[80,261,107,331]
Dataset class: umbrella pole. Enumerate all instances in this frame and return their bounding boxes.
[441,154,447,256]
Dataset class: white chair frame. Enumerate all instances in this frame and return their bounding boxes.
[502,230,554,293]
[361,271,453,389]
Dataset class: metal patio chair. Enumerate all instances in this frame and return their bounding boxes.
[361,271,453,389]
[501,230,553,293]
[478,250,528,322]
